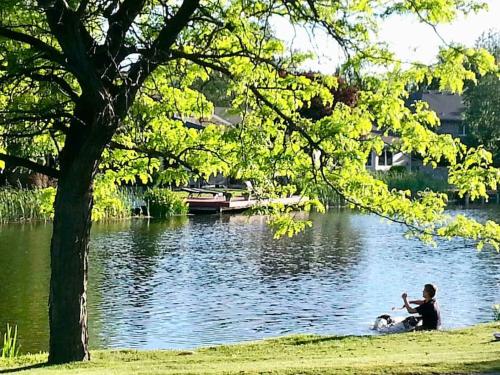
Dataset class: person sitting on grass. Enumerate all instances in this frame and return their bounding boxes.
[402,283,441,331]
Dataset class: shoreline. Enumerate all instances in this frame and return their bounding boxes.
[1,322,499,374]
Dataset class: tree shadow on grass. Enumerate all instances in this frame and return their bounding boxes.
[0,362,48,373]
[283,335,368,346]
[455,359,500,374]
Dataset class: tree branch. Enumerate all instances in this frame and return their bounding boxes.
[39,0,102,94]
[167,50,324,153]
[76,0,90,17]
[0,111,73,126]
[103,0,147,62]
[116,0,200,118]
[0,152,60,178]
[27,72,80,102]
[0,26,67,67]
[109,141,200,174]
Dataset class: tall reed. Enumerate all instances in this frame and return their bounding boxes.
[373,170,450,195]
[1,324,20,359]
[0,185,189,223]
[314,185,345,207]
[0,187,54,223]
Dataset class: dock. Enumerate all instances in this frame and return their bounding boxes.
[186,195,305,213]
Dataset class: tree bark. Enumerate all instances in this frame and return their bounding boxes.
[47,160,95,363]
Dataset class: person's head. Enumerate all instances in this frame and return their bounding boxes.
[423,284,437,299]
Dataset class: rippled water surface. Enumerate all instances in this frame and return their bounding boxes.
[0,208,499,353]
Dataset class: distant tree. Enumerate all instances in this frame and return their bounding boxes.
[464,30,500,165]
[297,73,358,120]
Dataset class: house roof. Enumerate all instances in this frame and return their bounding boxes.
[409,91,464,121]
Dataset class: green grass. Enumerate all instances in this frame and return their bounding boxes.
[1,323,499,374]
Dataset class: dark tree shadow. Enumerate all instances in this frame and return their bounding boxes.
[0,362,48,373]
[458,359,500,374]
[281,334,367,346]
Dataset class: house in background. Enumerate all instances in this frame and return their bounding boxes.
[366,91,467,171]
[409,91,467,138]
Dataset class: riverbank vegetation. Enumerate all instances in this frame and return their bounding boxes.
[0,187,55,223]
[0,323,498,374]
[143,188,189,218]
[373,170,451,196]
[0,182,188,223]
[494,304,500,321]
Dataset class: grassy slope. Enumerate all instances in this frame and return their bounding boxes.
[1,323,499,374]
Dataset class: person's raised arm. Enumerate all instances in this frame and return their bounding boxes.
[409,299,424,305]
[402,293,418,313]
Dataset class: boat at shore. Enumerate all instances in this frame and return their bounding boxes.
[186,195,305,213]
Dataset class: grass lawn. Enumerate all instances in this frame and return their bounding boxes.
[1,323,499,374]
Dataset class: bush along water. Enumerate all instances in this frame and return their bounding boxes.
[91,177,134,221]
[309,185,344,208]
[1,324,20,359]
[144,188,188,218]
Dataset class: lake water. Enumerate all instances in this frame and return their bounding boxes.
[0,208,499,353]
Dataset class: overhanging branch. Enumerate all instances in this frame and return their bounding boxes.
[109,141,200,174]
[0,26,67,67]
[0,152,60,178]
[168,50,324,153]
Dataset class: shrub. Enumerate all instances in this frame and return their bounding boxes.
[39,187,56,218]
[91,177,132,221]
[144,188,188,218]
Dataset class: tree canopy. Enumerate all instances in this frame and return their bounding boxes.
[0,0,499,364]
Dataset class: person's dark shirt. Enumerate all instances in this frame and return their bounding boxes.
[416,298,441,330]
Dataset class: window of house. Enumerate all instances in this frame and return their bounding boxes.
[386,150,393,165]
[366,152,372,167]
[460,123,466,136]
[378,149,393,166]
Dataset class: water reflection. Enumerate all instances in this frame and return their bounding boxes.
[263,209,363,279]
[0,223,51,353]
[0,208,498,353]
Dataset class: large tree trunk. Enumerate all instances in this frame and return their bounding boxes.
[47,100,112,363]
[47,160,95,363]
